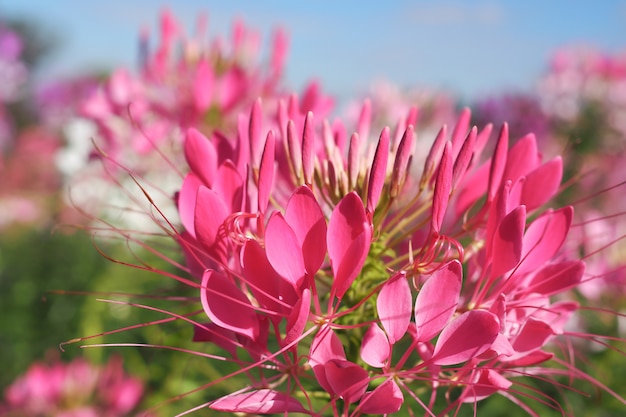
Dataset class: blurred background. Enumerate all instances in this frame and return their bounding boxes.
[0,1,625,416]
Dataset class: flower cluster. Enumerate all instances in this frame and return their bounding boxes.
[1,356,145,417]
[39,10,626,416]
[87,91,625,415]
[65,10,333,231]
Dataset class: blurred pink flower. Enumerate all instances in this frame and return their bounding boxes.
[2,356,146,417]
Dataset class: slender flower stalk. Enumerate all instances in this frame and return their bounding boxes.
[68,93,626,416]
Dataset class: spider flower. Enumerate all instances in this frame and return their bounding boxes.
[66,10,333,231]
[81,98,625,416]
[1,356,146,417]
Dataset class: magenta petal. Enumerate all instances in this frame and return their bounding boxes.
[521,157,563,211]
[502,133,540,184]
[200,270,259,340]
[257,130,275,214]
[366,127,390,214]
[178,173,202,238]
[360,324,390,368]
[210,389,307,414]
[213,160,244,212]
[518,206,573,275]
[192,59,214,112]
[461,369,512,403]
[450,107,471,156]
[284,288,311,348]
[415,260,462,342]
[265,212,306,288]
[302,111,315,186]
[248,98,264,169]
[536,301,578,334]
[194,185,229,251]
[241,240,297,319]
[512,318,554,353]
[431,141,452,233]
[455,161,489,217]
[310,327,346,394]
[328,192,372,300]
[359,379,404,414]
[377,272,412,344]
[527,260,585,296]
[284,186,327,275]
[487,123,509,202]
[431,310,500,366]
[184,128,217,186]
[491,205,526,277]
[325,360,369,404]
[452,126,477,189]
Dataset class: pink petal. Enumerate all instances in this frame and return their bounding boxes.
[241,240,297,319]
[366,127,390,214]
[521,156,563,211]
[512,318,554,353]
[213,160,244,212]
[347,132,361,189]
[487,123,509,202]
[431,141,452,233]
[461,369,512,403]
[309,327,346,394]
[194,185,229,253]
[356,99,371,142]
[358,379,404,414]
[284,288,311,348]
[421,125,447,187]
[302,111,315,186]
[415,260,462,342]
[193,59,214,112]
[503,350,553,367]
[184,128,217,187]
[491,205,526,277]
[452,126,477,189]
[248,98,264,169]
[265,212,306,288]
[455,160,489,217]
[200,270,259,340]
[310,327,346,366]
[328,192,372,300]
[518,206,573,275]
[502,133,540,184]
[360,324,390,368]
[257,130,275,214]
[450,107,471,157]
[178,173,202,238]
[532,301,579,334]
[390,125,414,197]
[287,120,302,179]
[527,260,584,296]
[210,389,306,414]
[284,186,327,275]
[431,310,500,366]
[377,272,412,344]
[325,360,369,404]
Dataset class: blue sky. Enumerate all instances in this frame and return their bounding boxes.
[2,1,625,102]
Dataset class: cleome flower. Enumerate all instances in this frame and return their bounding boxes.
[75,96,626,416]
[1,356,146,417]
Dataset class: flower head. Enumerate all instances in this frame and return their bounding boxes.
[72,92,626,416]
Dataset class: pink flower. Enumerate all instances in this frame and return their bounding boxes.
[69,93,626,416]
[2,356,146,417]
